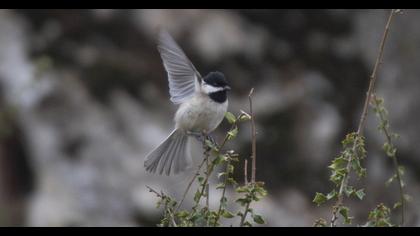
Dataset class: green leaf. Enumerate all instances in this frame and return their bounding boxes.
[213,154,227,165]
[235,198,249,206]
[313,218,327,227]
[329,157,347,170]
[238,110,252,122]
[398,166,405,176]
[255,187,268,197]
[313,192,327,206]
[227,127,238,140]
[225,112,237,124]
[393,201,402,209]
[385,174,396,187]
[217,172,226,179]
[175,210,189,218]
[355,189,365,200]
[243,221,253,227]
[339,207,352,224]
[198,176,204,183]
[344,186,354,197]
[253,214,265,224]
[227,177,237,185]
[326,189,338,200]
[194,190,201,203]
[227,164,234,174]
[383,142,397,157]
[222,210,235,218]
[236,186,249,193]
[216,183,225,190]
[403,194,412,202]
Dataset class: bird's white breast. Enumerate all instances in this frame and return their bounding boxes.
[175,93,228,133]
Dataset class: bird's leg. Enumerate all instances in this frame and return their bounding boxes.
[201,130,218,148]
[186,131,206,143]
[205,133,217,147]
[186,130,218,148]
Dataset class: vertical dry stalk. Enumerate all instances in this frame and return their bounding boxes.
[249,88,257,183]
[239,88,257,227]
[330,9,397,227]
[244,159,249,185]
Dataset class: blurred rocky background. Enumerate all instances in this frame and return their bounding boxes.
[0,9,419,226]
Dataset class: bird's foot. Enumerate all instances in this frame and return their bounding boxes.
[186,131,218,147]
[186,131,205,142]
[205,134,218,147]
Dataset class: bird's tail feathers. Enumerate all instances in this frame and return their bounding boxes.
[144,129,191,175]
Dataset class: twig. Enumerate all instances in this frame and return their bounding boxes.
[239,201,251,227]
[190,125,236,214]
[205,143,211,226]
[372,94,405,226]
[146,186,178,227]
[391,148,405,226]
[249,88,257,183]
[239,88,257,227]
[146,185,163,197]
[330,9,397,227]
[175,157,208,212]
[205,141,210,209]
[213,159,232,226]
[356,10,396,136]
[244,159,249,185]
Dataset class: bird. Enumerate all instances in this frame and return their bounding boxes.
[144,30,231,176]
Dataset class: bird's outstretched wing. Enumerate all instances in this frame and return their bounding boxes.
[157,30,201,104]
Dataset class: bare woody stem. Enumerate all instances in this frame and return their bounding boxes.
[244,159,249,185]
[175,156,208,212]
[239,201,251,227]
[249,88,257,183]
[239,88,257,227]
[330,9,397,227]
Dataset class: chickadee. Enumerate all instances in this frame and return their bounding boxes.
[144,30,231,176]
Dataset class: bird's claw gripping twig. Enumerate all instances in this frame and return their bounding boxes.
[186,131,218,147]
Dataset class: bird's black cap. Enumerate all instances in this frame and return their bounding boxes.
[203,71,229,88]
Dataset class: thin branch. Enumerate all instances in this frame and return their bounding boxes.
[244,159,249,185]
[239,88,257,227]
[146,186,177,227]
[175,157,208,212]
[249,88,257,183]
[330,9,397,227]
[146,185,163,198]
[190,124,236,213]
[372,94,405,226]
[213,159,232,226]
[239,201,251,227]
[357,10,396,136]
[205,145,210,211]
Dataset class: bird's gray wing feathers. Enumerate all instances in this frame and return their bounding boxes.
[157,30,201,104]
[144,129,191,175]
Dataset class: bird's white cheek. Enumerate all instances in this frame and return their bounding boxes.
[202,84,223,94]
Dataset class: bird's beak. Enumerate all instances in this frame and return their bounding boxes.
[224,85,231,91]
